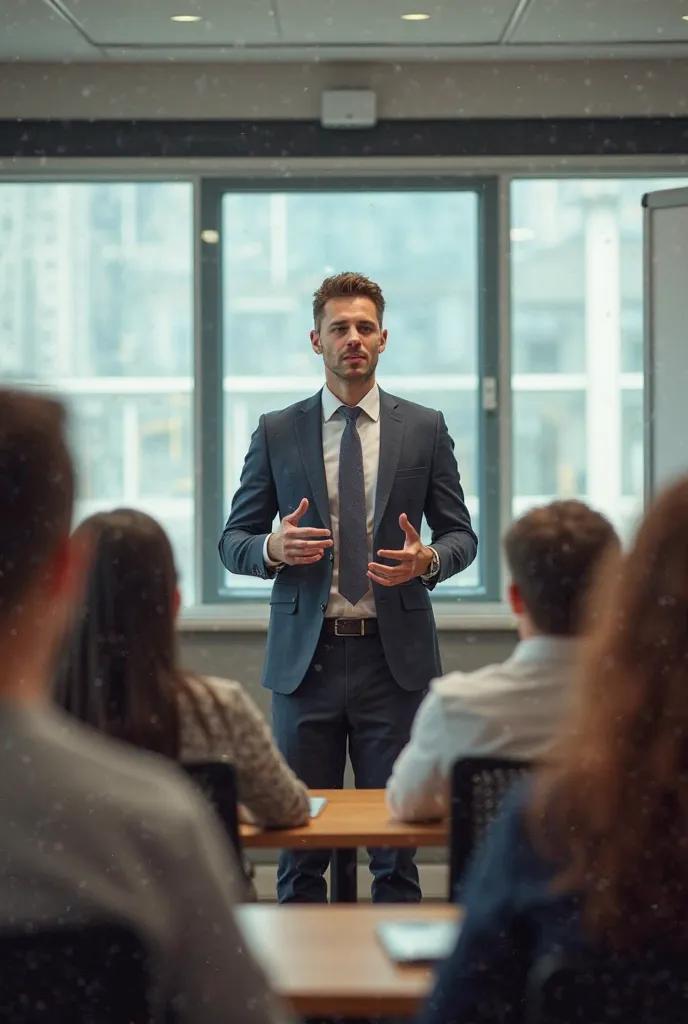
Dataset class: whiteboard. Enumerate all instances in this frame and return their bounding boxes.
[644,186,688,499]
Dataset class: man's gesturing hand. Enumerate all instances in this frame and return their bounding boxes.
[367,513,434,587]
[266,498,333,566]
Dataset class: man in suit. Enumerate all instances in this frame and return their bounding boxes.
[219,272,478,903]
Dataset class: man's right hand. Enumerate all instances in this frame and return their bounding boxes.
[266,498,333,565]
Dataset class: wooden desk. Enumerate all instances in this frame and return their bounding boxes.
[241,789,448,902]
[237,903,460,1019]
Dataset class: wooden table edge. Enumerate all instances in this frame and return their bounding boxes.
[240,829,446,849]
[289,991,428,1017]
[240,790,447,849]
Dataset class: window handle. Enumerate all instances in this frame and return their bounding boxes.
[482,377,498,413]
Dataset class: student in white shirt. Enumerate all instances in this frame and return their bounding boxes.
[386,499,619,823]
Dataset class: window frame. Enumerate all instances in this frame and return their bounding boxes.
[198,175,501,606]
[507,170,688,551]
[3,156,688,627]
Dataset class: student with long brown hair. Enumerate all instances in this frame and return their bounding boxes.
[55,509,309,836]
[420,478,688,1023]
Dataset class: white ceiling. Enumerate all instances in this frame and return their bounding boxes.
[2,0,688,62]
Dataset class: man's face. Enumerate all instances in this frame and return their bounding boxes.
[310,296,387,384]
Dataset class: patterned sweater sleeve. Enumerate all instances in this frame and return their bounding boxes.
[182,677,310,829]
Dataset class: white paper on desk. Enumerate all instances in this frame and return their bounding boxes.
[376,920,462,964]
[309,796,328,818]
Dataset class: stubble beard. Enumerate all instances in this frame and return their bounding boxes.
[330,348,378,384]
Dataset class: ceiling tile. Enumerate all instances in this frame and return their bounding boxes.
[0,0,98,59]
[276,0,520,45]
[511,0,688,44]
[58,0,279,46]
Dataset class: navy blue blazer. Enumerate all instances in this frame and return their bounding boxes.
[421,782,590,1024]
[424,782,688,1024]
[218,388,477,695]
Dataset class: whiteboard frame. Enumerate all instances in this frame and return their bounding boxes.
[643,185,688,502]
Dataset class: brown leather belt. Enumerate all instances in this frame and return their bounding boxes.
[323,618,379,637]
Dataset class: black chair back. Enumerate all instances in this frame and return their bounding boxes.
[449,755,531,900]
[0,924,152,1023]
[183,760,241,858]
[526,950,688,1023]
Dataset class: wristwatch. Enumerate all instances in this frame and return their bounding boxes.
[421,547,440,582]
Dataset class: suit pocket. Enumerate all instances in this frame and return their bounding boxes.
[270,584,299,614]
[400,586,431,612]
[396,466,429,481]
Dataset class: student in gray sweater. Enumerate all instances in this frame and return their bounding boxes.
[0,388,286,1024]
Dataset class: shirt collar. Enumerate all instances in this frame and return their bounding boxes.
[509,636,580,666]
[321,383,380,424]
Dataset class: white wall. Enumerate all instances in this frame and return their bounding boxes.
[1,59,687,120]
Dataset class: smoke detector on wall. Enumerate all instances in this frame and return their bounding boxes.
[320,90,378,129]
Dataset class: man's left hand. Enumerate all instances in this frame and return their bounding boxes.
[368,513,434,587]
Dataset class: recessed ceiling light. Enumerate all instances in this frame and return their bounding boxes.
[170,14,202,22]
[683,14,688,19]
[401,13,431,20]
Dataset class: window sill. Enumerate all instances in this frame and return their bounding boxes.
[178,603,516,633]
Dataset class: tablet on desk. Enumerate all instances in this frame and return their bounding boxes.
[376,920,461,965]
[309,796,328,818]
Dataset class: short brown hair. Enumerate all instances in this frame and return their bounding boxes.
[504,499,618,636]
[0,389,75,619]
[312,272,385,330]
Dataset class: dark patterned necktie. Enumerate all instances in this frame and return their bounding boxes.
[337,406,369,606]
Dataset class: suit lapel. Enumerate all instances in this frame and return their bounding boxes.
[295,390,331,530]
[374,389,405,534]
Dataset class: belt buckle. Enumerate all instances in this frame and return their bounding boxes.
[334,618,364,637]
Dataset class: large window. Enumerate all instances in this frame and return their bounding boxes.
[213,186,488,598]
[3,169,685,613]
[511,176,688,541]
[0,182,195,601]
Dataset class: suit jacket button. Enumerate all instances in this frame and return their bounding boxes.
[328,552,334,562]
[320,603,327,613]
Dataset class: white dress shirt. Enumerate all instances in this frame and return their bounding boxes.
[385,636,579,822]
[264,383,437,618]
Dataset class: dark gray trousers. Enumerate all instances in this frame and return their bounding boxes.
[272,629,426,903]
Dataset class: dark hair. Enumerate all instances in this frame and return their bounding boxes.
[504,499,619,636]
[54,508,225,759]
[0,388,75,621]
[531,477,688,950]
[312,272,385,330]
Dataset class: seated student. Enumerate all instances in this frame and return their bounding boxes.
[387,500,618,822]
[0,388,285,1024]
[419,477,688,1024]
[54,508,310,889]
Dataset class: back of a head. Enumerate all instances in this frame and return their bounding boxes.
[54,508,183,758]
[532,478,688,950]
[0,388,74,632]
[504,499,619,636]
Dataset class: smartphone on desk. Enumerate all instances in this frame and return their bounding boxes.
[376,919,461,965]
[309,796,328,818]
